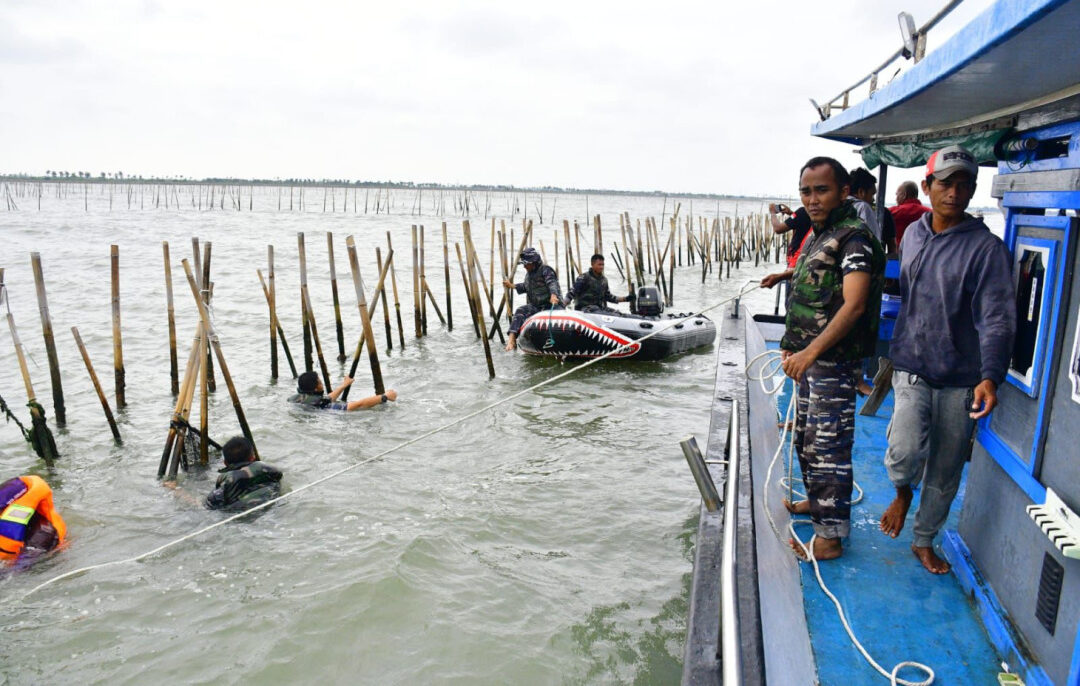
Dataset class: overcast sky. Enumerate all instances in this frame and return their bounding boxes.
[1,0,999,202]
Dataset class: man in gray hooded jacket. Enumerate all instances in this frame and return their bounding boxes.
[878,145,1016,574]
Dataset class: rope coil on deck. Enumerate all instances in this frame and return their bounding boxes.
[17,281,763,600]
[745,350,934,686]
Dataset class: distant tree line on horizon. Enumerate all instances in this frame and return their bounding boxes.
[0,171,788,202]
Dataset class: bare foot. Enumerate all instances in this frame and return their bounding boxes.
[789,536,843,561]
[783,499,810,514]
[912,545,950,574]
[879,485,913,538]
[505,335,517,352]
[857,380,873,396]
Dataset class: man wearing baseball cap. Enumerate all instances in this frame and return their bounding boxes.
[879,144,1016,574]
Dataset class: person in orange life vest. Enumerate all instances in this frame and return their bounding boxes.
[0,475,66,564]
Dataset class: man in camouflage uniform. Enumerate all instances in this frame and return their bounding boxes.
[565,254,632,312]
[503,247,562,351]
[761,156,885,561]
[206,436,284,512]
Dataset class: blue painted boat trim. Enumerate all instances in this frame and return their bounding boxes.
[975,426,1047,504]
[942,531,1054,686]
[1071,620,1080,685]
[811,0,1072,142]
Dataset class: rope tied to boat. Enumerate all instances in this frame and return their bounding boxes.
[15,281,764,600]
[745,350,934,685]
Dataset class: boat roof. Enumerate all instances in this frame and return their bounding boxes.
[812,0,1080,145]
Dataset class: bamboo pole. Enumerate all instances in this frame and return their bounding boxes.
[6,313,58,464]
[30,253,65,426]
[419,224,428,336]
[442,222,453,331]
[164,242,179,394]
[376,247,393,350]
[411,225,422,338]
[181,260,258,458]
[327,232,347,362]
[164,326,204,478]
[301,284,333,391]
[343,237,385,396]
[257,269,298,378]
[298,233,313,372]
[110,244,126,408]
[455,243,481,337]
[201,241,216,393]
[268,246,279,379]
[385,231,406,348]
[199,312,209,466]
[463,222,505,344]
[463,221,495,378]
[490,219,533,327]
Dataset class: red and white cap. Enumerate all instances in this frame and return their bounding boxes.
[925,145,977,180]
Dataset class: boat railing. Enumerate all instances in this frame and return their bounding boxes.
[679,398,743,683]
[812,0,964,121]
[719,399,742,684]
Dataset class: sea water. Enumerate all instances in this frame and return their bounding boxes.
[0,186,987,684]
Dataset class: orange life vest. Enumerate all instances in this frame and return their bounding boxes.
[0,475,66,562]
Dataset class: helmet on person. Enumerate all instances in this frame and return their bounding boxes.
[518,248,541,266]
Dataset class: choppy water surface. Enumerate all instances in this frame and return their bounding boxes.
[0,185,783,684]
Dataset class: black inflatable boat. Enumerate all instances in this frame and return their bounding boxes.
[516,287,716,361]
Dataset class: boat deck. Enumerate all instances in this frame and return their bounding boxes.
[769,346,1004,685]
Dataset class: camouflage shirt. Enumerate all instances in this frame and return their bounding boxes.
[206,460,283,512]
[781,201,885,362]
[515,264,561,309]
[568,269,618,309]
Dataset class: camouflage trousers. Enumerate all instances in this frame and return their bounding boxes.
[793,358,858,539]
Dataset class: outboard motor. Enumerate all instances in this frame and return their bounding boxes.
[634,286,664,317]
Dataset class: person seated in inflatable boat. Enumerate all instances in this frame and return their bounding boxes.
[503,247,563,351]
[0,475,66,565]
[564,254,633,313]
[205,436,283,512]
[288,371,397,410]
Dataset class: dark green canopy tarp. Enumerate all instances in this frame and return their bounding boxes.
[859,129,1011,169]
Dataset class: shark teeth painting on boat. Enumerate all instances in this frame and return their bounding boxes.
[518,312,641,358]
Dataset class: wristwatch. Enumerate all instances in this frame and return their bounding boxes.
[380,393,388,403]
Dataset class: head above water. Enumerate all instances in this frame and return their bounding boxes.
[297,371,322,394]
[798,156,850,225]
[519,247,541,270]
[849,167,877,204]
[222,436,256,467]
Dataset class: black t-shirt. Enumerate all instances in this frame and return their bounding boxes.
[785,208,812,260]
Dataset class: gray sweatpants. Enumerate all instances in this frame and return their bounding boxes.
[884,371,976,547]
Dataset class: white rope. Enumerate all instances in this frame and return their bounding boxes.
[748,351,933,685]
[18,281,764,599]
[790,523,935,686]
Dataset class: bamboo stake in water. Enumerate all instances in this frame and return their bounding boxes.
[419,224,428,336]
[201,241,217,393]
[30,253,65,426]
[463,222,505,344]
[160,326,204,478]
[376,247,393,351]
[268,246,279,379]
[463,222,495,379]
[342,250,394,377]
[411,225,422,338]
[327,232,347,362]
[71,327,121,442]
[257,269,298,378]
[7,312,58,464]
[455,243,481,337]
[301,284,333,391]
[343,236,385,396]
[181,259,258,459]
[298,232,313,372]
[110,244,126,408]
[164,242,179,394]
[386,231,406,348]
[442,222,453,331]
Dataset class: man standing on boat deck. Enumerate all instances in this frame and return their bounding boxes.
[761,157,885,561]
[503,247,562,351]
[878,145,1016,574]
[564,254,632,312]
[889,180,931,248]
